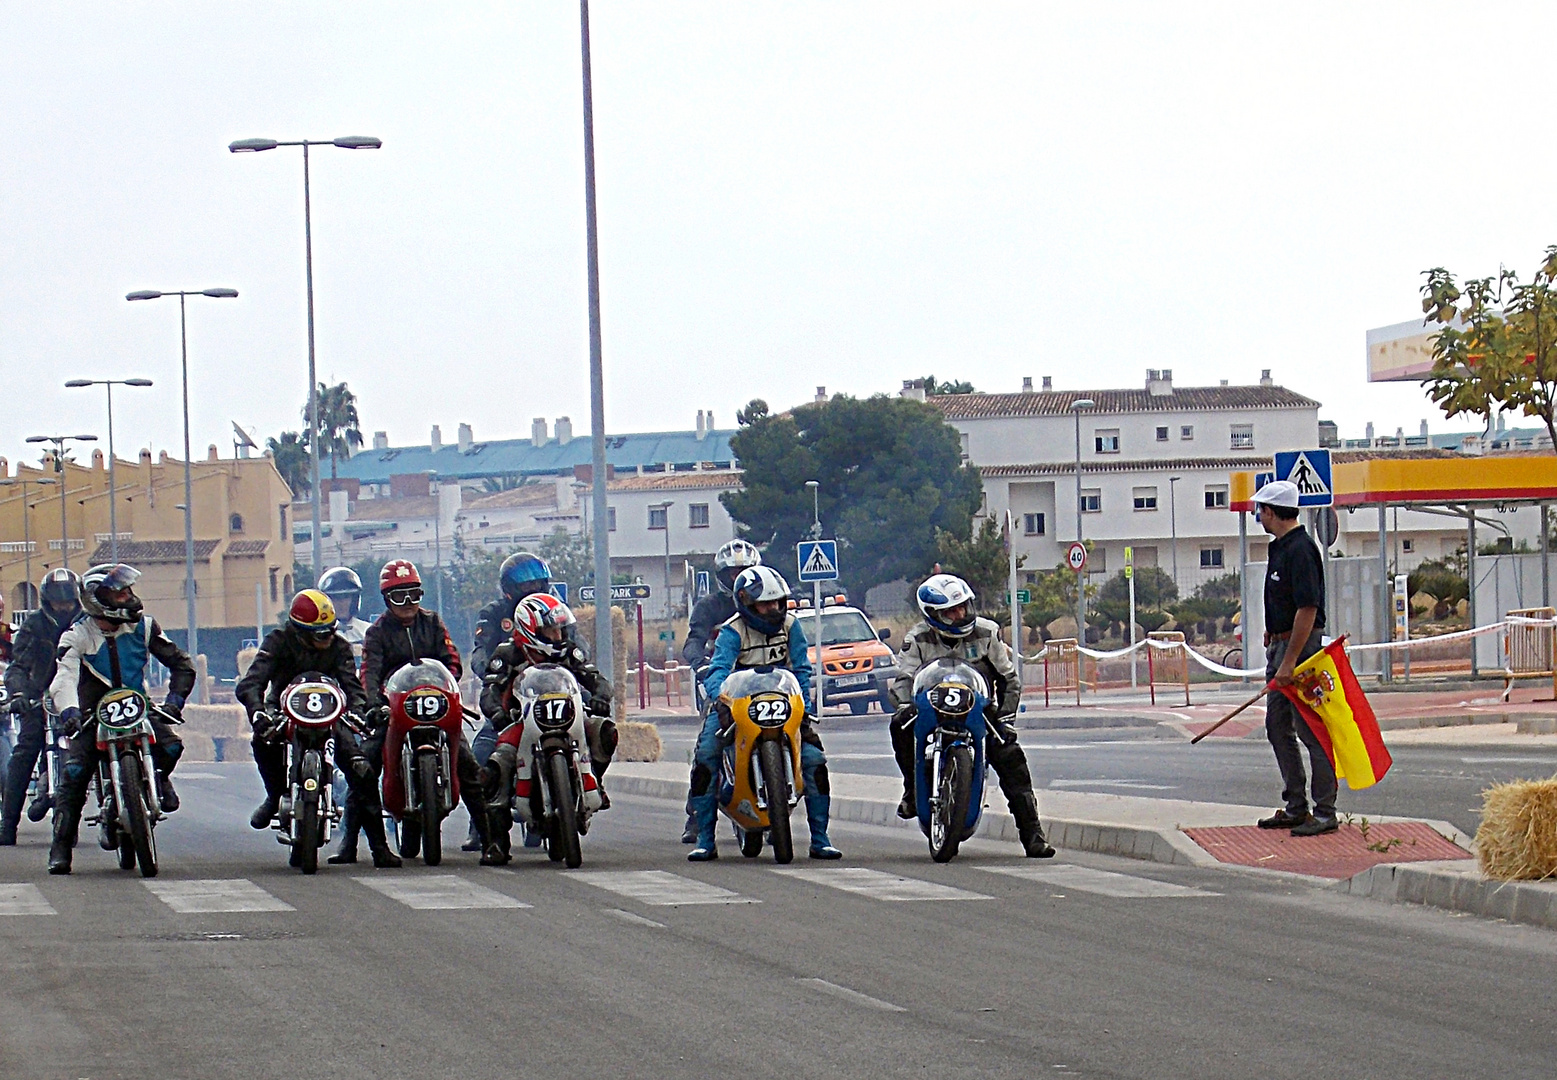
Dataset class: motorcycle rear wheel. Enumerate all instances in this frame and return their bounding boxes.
[547,753,582,869]
[418,753,443,867]
[758,740,793,865]
[929,745,973,864]
[739,827,764,858]
[119,753,158,878]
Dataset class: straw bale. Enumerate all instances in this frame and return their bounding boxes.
[616,720,662,762]
[1474,775,1557,881]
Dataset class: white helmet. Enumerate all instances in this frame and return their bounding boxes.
[714,539,763,594]
[917,573,977,639]
[733,565,791,635]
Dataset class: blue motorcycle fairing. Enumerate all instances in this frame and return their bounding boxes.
[912,686,987,840]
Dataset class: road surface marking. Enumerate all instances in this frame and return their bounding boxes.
[169,772,225,780]
[603,907,667,928]
[771,867,992,901]
[0,884,55,915]
[143,879,295,913]
[1460,756,1557,765]
[1049,779,1178,791]
[826,753,895,761]
[980,864,1218,898]
[798,978,906,1012]
[353,875,530,910]
[563,870,757,905]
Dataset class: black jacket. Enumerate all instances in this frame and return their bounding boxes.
[470,597,514,675]
[235,627,366,719]
[361,608,462,711]
[4,606,77,708]
[682,593,736,666]
[480,640,611,728]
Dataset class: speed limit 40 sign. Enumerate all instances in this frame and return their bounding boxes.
[1066,541,1088,572]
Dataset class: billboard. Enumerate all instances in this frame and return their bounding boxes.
[1365,319,1439,383]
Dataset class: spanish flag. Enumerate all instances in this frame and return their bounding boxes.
[1279,638,1393,789]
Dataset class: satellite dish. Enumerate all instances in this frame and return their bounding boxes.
[232,422,258,449]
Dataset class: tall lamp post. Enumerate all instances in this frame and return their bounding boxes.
[229,133,381,585]
[1070,399,1095,639]
[24,435,98,571]
[127,288,238,670]
[652,500,674,660]
[64,377,153,563]
[1167,474,1182,595]
[0,477,56,604]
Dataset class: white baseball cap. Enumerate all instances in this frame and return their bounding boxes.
[1252,479,1300,509]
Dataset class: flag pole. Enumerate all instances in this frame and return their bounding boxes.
[1190,682,1274,744]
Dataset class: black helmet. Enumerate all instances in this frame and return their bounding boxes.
[80,563,144,625]
[317,566,363,621]
[39,568,81,612]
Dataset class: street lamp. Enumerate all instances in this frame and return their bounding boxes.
[229,133,381,586]
[427,471,444,616]
[1070,399,1095,639]
[0,476,57,603]
[25,434,97,571]
[127,288,238,670]
[1167,475,1182,595]
[64,377,153,562]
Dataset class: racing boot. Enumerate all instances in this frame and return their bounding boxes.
[327,797,360,864]
[1012,790,1056,858]
[805,791,843,860]
[592,759,611,811]
[686,791,719,861]
[249,793,280,830]
[47,803,80,875]
[157,770,179,813]
[0,754,30,843]
[896,780,916,820]
[362,810,403,869]
[681,813,698,844]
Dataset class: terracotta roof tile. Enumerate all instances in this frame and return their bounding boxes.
[90,539,221,564]
[224,540,271,557]
[981,456,1273,477]
[929,386,1319,419]
[607,471,744,492]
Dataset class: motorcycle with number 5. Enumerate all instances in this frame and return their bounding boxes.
[910,659,990,863]
[84,686,171,877]
[258,673,351,874]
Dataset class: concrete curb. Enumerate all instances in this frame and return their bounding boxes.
[1336,860,1557,931]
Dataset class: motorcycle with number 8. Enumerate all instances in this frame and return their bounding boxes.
[85,686,169,878]
[260,673,350,874]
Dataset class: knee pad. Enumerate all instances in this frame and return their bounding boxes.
[63,760,90,785]
[164,741,185,764]
[688,763,712,797]
[350,758,373,780]
[811,762,830,796]
[598,718,619,756]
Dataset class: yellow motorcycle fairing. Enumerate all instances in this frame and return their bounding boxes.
[716,668,805,831]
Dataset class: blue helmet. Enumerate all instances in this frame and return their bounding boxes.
[917,573,977,639]
[499,551,551,603]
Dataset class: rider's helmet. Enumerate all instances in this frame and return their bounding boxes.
[733,565,791,637]
[916,573,977,639]
[80,564,144,625]
[499,551,551,604]
[714,539,762,595]
[378,559,423,606]
[288,589,339,640]
[316,566,363,621]
[39,568,81,615]
[511,592,577,663]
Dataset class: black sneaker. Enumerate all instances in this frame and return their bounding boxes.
[1291,816,1339,837]
[1257,809,1308,830]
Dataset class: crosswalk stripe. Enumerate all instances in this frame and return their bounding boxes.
[564,870,758,906]
[353,875,530,910]
[979,864,1219,898]
[0,884,56,915]
[143,879,295,913]
[771,867,992,901]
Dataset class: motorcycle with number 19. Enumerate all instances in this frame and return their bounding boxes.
[380,659,464,866]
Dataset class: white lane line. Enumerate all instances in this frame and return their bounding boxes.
[798,978,906,1013]
[170,772,226,780]
[143,879,295,913]
[0,884,56,915]
[980,864,1218,898]
[603,907,667,928]
[826,753,895,761]
[563,870,757,906]
[353,875,530,910]
[771,867,992,902]
[1049,779,1178,791]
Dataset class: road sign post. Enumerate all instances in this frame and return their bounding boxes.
[796,540,840,715]
[1125,545,1138,689]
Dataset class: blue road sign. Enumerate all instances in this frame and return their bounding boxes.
[1274,449,1333,507]
[551,582,568,604]
[796,539,840,582]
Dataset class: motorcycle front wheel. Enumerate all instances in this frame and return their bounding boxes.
[929,745,973,864]
[758,740,793,865]
[119,753,157,878]
[297,750,323,875]
[418,753,443,867]
[547,753,582,869]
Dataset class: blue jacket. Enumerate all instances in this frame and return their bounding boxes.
[703,613,813,704]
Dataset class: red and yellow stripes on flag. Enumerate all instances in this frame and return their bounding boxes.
[1279,638,1393,789]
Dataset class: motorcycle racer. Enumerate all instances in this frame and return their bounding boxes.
[687,565,841,862]
[317,566,371,647]
[889,574,1054,858]
[1,569,80,845]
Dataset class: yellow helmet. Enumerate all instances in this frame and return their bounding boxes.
[288,589,338,638]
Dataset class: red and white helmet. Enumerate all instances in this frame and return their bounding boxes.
[379,559,422,593]
[512,592,577,661]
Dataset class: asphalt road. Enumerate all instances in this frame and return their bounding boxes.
[1,765,1554,1079]
[654,716,1557,836]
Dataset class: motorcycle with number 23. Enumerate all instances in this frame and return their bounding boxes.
[85,686,173,878]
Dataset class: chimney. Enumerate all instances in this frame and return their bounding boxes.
[430,425,442,453]
[815,386,827,403]
[900,379,926,402]
[1419,419,1429,438]
[1146,369,1173,397]
[208,444,219,461]
[1260,368,1273,387]
[695,410,707,440]
[0,457,7,477]
[457,423,472,454]
[1021,377,1034,393]
[706,410,714,431]
[531,417,548,447]
[329,489,348,530]
[1220,379,1228,386]
[1041,376,1053,392]
[438,478,462,532]
[373,431,389,451]
[1365,421,1375,442]
[555,417,573,445]
[1395,426,1405,444]
[159,450,170,464]
[92,448,104,469]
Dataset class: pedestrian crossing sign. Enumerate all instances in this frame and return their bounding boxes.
[796,539,840,582]
[1274,449,1333,507]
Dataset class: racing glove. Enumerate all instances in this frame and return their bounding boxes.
[249,710,278,739]
[59,707,82,737]
[161,693,186,723]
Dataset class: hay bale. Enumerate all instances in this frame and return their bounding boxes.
[616,720,662,762]
[177,732,217,763]
[572,604,629,716]
[1474,775,1557,880]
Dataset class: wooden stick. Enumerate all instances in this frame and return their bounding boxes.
[1190,682,1274,744]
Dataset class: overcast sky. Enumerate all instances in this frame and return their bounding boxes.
[5,2,1557,471]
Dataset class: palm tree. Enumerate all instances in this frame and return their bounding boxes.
[266,431,311,496]
[303,381,364,480]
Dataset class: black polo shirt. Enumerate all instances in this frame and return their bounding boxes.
[1264,523,1325,634]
